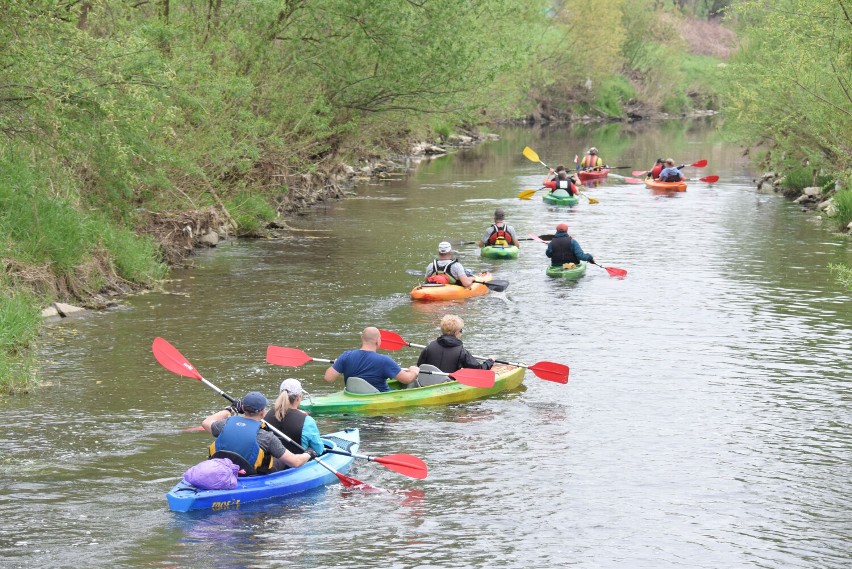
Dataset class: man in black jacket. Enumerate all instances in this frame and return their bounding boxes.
[417,315,495,373]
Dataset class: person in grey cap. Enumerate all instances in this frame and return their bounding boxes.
[264,378,325,456]
[424,241,474,288]
[202,390,313,474]
[477,208,519,249]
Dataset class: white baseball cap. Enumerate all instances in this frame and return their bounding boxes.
[279,378,306,397]
[438,241,454,254]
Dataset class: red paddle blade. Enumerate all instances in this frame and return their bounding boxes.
[333,469,375,489]
[266,345,313,367]
[605,266,628,278]
[152,337,203,380]
[691,159,708,168]
[373,454,428,479]
[624,177,644,184]
[449,368,496,388]
[631,170,648,176]
[528,361,570,384]
[378,329,409,351]
[700,175,719,183]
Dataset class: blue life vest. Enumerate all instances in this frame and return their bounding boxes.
[209,416,263,469]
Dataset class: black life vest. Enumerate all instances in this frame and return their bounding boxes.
[263,408,307,455]
[550,235,579,265]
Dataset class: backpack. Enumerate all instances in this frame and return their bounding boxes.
[183,457,241,489]
[425,259,458,284]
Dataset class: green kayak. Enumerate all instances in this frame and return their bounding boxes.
[301,365,525,415]
[542,189,579,206]
[546,261,588,280]
[480,245,519,259]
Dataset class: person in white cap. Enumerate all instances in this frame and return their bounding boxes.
[264,378,325,456]
[424,241,475,288]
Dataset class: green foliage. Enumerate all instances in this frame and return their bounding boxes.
[0,288,41,394]
[828,263,852,291]
[832,189,852,229]
[592,76,637,117]
[723,0,852,184]
[225,193,277,235]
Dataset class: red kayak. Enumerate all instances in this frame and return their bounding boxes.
[577,168,609,183]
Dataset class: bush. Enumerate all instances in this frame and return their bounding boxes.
[225,193,277,234]
[829,263,852,291]
[0,289,41,394]
[592,76,636,118]
[832,188,852,229]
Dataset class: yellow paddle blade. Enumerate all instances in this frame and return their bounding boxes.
[517,189,536,200]
[588,196,600,204]
[522,146,540,164]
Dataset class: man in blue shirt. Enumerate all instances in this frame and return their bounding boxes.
[323,327,419,392]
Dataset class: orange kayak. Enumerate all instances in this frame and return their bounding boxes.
[645,176,687,192]
[410,272,492,301]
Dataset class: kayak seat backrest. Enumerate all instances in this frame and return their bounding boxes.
[407,364,448,389]
[344,376,380,394]
[210,450,255,476]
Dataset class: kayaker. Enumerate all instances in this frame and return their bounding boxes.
[477,208,519,248]
[202,391,314,474]
[647,158,665,179]
[543,171,579,196]
[546,223,595,267]
[323,327,419,392]
[545,164,567,182]
[417,314,495,373]
[424,241,475,288]
[264,378,325,457]
[658,158,686,182]
[580,147,604,171]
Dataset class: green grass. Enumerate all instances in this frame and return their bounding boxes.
[829,263,852,291]
[0,288,41,394]
[832,188,852,229]
[225,192,278,234]
[592,76,637,118]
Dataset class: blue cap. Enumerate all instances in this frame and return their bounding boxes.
[241,391,268,413]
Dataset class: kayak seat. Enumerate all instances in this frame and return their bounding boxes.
[407,364,448,389]
[210,450,255,476]
[344,376,380,394]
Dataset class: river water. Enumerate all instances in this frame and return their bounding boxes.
[2,120,850,568]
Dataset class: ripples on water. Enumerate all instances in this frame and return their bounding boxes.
[1,128,849,568]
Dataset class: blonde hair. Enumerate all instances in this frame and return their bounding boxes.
[274,390,299,421]
[440,314,464,335]
[665,158,675,166]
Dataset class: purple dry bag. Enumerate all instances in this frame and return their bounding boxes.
[183,458,240,490]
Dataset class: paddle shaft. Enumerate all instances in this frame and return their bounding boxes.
[382,336,537,374]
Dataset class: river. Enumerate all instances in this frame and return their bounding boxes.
[1,120,850,568]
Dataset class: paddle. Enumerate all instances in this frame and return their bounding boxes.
[454,234,553,245]
[321,449,427,479]
[528,234,627,278]
[522,147,599,204]
[265,345,496,388]
[518,187,545,200]
[699,175,719,184]
[405,271,510,292]
[151,337,370,489]
[378,329,569,384]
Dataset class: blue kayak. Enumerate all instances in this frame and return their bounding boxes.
[166,428,359,512]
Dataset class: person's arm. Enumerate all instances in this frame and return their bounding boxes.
[572,240,594,263]
[543,180,556,190]
[266,433,311,468]
[460,348,493,370]
[457,271,475,288]
[202,410,230,434]
[394,365,420,385]
[301,416,325,456]
[416,347,428,366]
[546,241,554,258]
[323,365,341,384]
[508,227,520,247]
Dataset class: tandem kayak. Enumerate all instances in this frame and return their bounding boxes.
[166,428,359,512]
[480,245,519,260]
[545,261,588,280]
[645,177,687,192]
[542,189,579,206]
[410,272,492,301]
[577,168,609,183]
[301,365,526,415]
